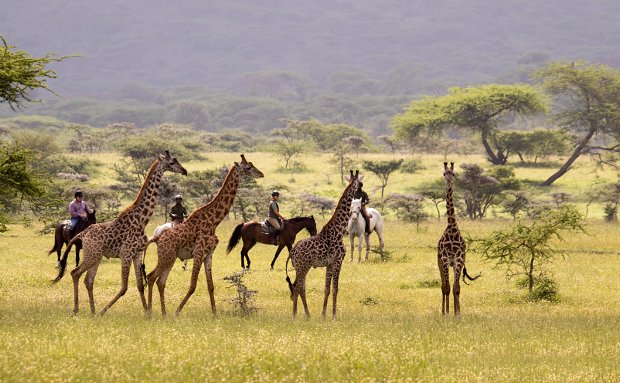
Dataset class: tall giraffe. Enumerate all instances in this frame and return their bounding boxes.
[144,154,263,317]
[53,150,187,315]
[438,162,479,316]
[285,170,361,319]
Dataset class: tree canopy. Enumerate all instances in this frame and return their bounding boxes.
[0,35,70,110]
[533,62,620,185]
[392,84,547,165]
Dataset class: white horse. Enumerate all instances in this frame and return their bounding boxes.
[347,198,384,262]
[152,222,188,271]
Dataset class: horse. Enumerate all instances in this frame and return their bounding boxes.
[48,209,97,268]
[151,221,189,271]
[347,198,384,262]
[226,216,318,269]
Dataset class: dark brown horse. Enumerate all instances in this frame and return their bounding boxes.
[48,209,96,267]
[226,216,317,269]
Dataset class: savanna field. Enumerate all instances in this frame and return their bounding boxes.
[1,152,620,382]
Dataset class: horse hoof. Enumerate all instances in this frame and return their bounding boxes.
[56,262,60,269]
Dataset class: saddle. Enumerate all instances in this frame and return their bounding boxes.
[60,219,71,233]
[260,220,279,236]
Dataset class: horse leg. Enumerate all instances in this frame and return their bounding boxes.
[364,233,371,261]
[349,232,355,262]
[241,240,255,270]
[270,245,285,269]
[357,232,363,263]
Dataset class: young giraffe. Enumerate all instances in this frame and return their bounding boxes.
[53,150,187,315]
[438,162,479,316]
[285,170,362,319]
[144,154,263,317]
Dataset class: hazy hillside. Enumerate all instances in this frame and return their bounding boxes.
[3,0,620,97]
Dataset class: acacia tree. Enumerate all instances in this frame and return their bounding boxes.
[0,36,69,230]
[0,35,71,110]
[471,205,584,295]
[362,159,403,199]
[534,62,620,185]
[392,84,547,165]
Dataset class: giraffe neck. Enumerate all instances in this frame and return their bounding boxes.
[322,181,356,236]
[188,165,239,226]
[445,179,457,227]
[117,159,164,228]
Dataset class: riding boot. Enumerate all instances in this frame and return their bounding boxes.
[365,219,371,234]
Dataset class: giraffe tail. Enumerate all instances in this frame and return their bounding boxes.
[285,255,293,297]
[462,265,481,285]
[226,223,244,254]
[52,232,84,283]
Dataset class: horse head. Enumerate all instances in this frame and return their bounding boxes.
[350,198,362,221]
[307,215,318,236]
[87,209,97,224]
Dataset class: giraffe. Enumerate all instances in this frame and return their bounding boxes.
[53,150,187,315]
[285,170,362,319]
[144,154,264,317]
[438,162,479,316]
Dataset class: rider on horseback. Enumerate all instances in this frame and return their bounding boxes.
[169,194,187,224]
[267,190,286,244]
[354,182,371,234]
[68,190,89,237]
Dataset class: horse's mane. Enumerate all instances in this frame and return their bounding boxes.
[288,216,312,224]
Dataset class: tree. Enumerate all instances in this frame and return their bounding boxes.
[471,205,584,295]
[415,179,445,221]
[392,84,547,165]
[0,35,71,110]
[459,164,520,219]
[0,143,50,231]
[343,135,366,156]
[499,129,571,163]
[331,140,354,184]
[534,62,620,185]
[386,193,429,231]
[362,159,403,199]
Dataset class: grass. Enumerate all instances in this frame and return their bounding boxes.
[1,152,620,381]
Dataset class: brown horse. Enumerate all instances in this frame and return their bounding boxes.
[48,209,96,267]
[226,216,317,269]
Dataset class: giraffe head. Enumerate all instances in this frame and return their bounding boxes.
[158,150,188,176]
[443,162,455,184]
[344,169,363,191]
[234,154,264,179]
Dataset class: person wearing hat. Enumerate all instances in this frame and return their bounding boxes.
[266,190,286,244]
[169,194,188,224]
[68,190,89,236]
[354,181,371,234]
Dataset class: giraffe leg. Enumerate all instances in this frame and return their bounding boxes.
[299,278,310,318]
[322,265,333,319]
[203,251,217,315]
[156,265,173,317]
[132,255,147,312]
[176,255,202,316]
[453,264,463,317]
[70,250,101,315]
[439,258,450,316]
[70,266,86,315]
[331,267,342,320]
[98,257,131,316]
[83,264,100,315]
[291,265,309,319]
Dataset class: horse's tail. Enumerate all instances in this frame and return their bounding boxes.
[47,227,61,256]
[226,223,244,254]
[462,265,481,285]
[52,232,84,283]
[285,254,293,296]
